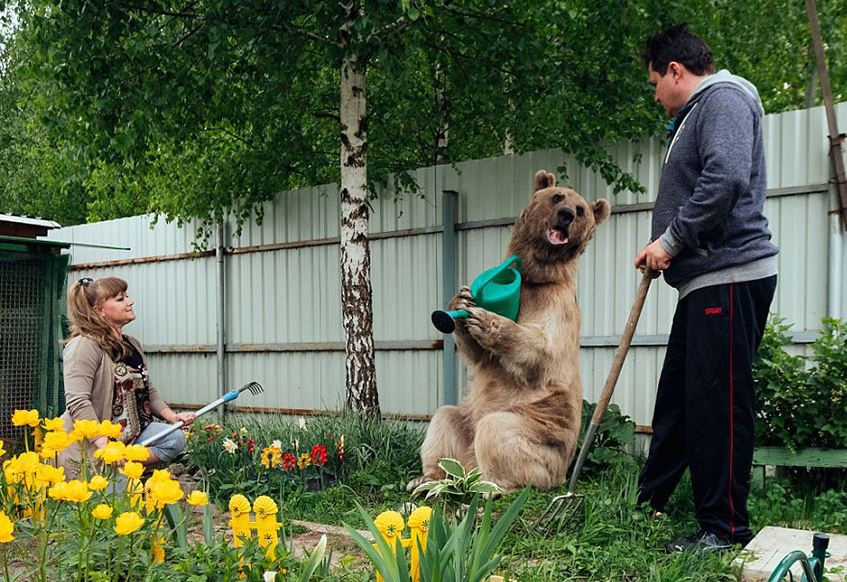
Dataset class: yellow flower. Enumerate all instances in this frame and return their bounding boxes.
[297,453,311,469]
[407,506,432,532]
[228,494,251,517]
[48,481,69,501]
[68,430,84,443]
[94,441,126,464]
[43,431,72,452]
[149,477,183,507]
[120,461,145,480]
[35,464,65,487]
[114,512,144,536]
[98,420,123,439]
[0,439,5,458]
[186,490,209,506]
[151,536,165,563]
[252,496,278,519]
[42,417,65,431]
[260,446,281,469]
[12,451,40,475]
[92,504,113,520]
[88,475,109,491]
[12,409,40,427]
[0,511,14,543]
[73,419,101,439]
[124,445,150,462]
[64,480,92,503]
[39,448,58,461]
[374,511,405,539]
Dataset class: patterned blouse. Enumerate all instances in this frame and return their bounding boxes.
[111,337,155,443]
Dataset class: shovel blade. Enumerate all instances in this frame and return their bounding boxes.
[536,492,584,534]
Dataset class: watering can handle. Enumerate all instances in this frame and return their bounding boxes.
[471,255,522,297]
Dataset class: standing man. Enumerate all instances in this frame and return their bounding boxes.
[635,24,779,553]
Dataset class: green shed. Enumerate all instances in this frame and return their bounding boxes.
[0,214,70,442]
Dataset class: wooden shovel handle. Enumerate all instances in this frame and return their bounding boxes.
[567,270,655,493]
[589,270,654,427]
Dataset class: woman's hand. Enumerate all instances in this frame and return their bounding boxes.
[173,411,197,426]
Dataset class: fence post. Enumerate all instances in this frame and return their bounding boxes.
[216,219,228,422]
[441,190,458,406]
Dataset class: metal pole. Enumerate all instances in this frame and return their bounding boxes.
[441,190,458,405]
[215,219,228,422]
[806,0,847,229]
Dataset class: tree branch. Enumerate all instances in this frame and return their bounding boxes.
[119,0,200,20]
[271,23,333,46]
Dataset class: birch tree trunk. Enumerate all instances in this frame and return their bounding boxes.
[339,48,380,416]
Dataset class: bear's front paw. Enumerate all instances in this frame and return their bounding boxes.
[464,307,503,347]
[448,285,475,312]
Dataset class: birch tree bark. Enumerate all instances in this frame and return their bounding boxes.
[339,8,379,416]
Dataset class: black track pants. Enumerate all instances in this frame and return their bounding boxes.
[637,276,776,544]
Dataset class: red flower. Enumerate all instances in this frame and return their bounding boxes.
[247,438,255,455]
[311,444,328,466]
[281,453,297,471]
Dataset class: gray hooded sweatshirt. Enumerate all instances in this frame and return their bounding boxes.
[652,69,779,298]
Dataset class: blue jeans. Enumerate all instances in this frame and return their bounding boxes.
[136,421,187,463]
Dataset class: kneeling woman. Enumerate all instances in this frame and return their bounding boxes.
[58,276,195,476]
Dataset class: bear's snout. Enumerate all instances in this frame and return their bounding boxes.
[557,207,575,228]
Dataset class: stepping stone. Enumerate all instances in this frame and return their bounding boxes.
[735,526,847,581]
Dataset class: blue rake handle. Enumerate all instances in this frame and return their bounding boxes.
[138,382,262,447]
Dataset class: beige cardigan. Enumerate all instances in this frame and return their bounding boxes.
[58,335,167,474]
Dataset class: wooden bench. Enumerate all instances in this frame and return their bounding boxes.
[753,447,847,489]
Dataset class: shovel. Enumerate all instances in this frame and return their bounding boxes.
[139,381,264,447]
[537,271,654,533]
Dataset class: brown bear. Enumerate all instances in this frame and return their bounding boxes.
[410,169,611,492]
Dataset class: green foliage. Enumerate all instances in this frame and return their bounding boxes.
[411,458,501,510]
[345,490,529,582]
[578,400,638,473]
[184,413,424,506]
[754,316,847,450]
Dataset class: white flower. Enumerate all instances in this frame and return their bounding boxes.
[263,572,277,582]
[222,437,238,454]
[297,417,306,430]
[271,439,282,450]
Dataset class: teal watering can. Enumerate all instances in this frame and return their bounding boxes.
[431,255,523,334]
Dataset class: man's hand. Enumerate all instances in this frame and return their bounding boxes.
[634,240,672,275]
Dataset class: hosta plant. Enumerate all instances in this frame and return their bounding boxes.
[411,458,501,511]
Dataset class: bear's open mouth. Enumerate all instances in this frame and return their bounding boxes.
[546,227,569,246]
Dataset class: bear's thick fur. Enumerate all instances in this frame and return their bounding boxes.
[411,170,611,492]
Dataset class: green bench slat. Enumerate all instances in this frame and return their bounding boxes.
[753,447,847,468]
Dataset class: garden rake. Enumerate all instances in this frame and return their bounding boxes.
[537,271,654,533]
[139,381,264,447]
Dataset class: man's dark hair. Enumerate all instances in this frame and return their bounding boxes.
[642,23,715,76]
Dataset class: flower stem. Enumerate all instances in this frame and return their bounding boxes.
[2,545,11,582]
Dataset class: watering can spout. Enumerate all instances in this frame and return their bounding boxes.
[431,256,523,334]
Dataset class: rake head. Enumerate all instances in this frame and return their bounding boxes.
[238,381,264,396]
[536,491,584,534]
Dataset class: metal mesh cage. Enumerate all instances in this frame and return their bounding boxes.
[0,248,69,442]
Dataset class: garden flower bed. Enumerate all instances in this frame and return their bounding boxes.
[3,403,846,581]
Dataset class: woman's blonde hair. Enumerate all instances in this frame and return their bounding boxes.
[67,277,130,361]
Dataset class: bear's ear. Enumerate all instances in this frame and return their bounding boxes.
[534,170,556,192]
[593,199,611,224]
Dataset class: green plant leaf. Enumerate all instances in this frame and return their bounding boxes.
[438,458,466,480]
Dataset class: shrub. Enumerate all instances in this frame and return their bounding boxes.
[754,316,847,450]
[577,401,637,474]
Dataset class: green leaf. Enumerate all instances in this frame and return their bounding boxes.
[438,458,466,480]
